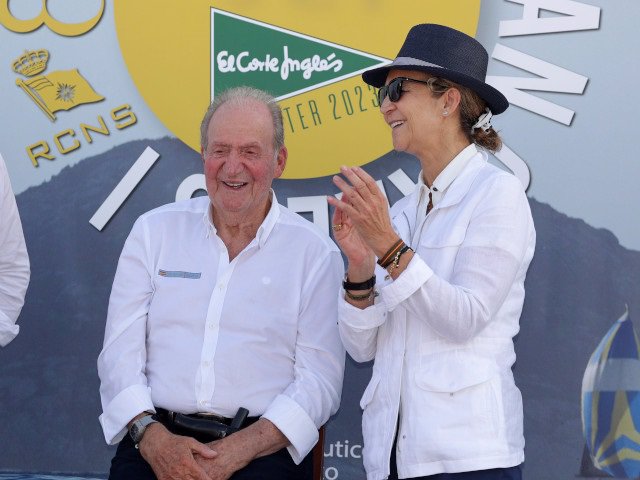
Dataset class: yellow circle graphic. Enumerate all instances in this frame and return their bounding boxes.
[114,1,480,179]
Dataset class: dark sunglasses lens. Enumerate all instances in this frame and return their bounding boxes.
[377,78,404,105]
[378,78,404,105]
[377,86,387,105]
[388,78,403,102]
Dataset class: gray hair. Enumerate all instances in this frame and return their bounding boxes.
[200,86,285,153]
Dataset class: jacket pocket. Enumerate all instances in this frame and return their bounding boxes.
[413,352,503,440]
[419,225,466,248]
[415,352,496,392]
[417,226,466,276]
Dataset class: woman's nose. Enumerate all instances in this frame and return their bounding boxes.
[379,95,395,115]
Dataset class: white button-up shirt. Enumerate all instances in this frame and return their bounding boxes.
[0,153,30,347]
[339,145,536,479]
[98,194,345,463]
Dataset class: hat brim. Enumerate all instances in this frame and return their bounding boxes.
[363,61,509,115]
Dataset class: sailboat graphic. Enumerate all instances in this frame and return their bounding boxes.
[581,307,640,478]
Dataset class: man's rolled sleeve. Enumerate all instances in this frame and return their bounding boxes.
[99,384,156,444]
[264,249,344,462]
[261,393,319,464]
[98,217,153,444]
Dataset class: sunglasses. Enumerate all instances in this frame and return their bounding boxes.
[377,77,437,105]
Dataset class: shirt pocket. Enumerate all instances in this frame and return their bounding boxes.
[413,351,502,440]
[157,269,202,279]
[417,226,466,276]
[419,225,467,248]
[149,268,208,327]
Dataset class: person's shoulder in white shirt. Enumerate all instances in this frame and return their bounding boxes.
[0,153,30,347]
[275,204,341,253]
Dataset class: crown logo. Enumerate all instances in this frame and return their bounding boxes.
[13,49,50,77]
[12,47,104,122]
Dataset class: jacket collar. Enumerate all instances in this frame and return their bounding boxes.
[409,147,487,212]
[436,149,487,209]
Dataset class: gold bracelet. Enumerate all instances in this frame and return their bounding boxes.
[386,245,413,276]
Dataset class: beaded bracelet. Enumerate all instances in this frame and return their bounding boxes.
[344,288,378,302]
[387,245,413,275]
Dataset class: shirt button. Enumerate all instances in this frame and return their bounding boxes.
[199,400,206,406]
[203,361,210,367]
[208,323,215,329]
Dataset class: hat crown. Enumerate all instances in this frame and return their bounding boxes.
[361,23,509,114]
[397,24,488,82]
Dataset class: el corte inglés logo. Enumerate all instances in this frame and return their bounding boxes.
[211,9,387,101]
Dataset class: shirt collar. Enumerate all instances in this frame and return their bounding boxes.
[416,143,477,208]
[202,189,281,248]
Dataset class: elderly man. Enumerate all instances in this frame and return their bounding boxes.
[0,153,30,347]
[98,87,345,480]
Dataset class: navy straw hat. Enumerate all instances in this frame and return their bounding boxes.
[362,24,509,115]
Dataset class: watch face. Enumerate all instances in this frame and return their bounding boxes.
[129,423,142,443]
[130,415,158,443]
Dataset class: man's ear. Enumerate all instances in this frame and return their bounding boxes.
[200,146,205,162]
[274,146,288,178]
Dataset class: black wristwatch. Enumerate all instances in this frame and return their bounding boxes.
[129,414,159,445]
[343,275,376,291]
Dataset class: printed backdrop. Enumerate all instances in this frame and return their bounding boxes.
[1,1,639,479]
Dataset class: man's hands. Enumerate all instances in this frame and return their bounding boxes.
[197,418,289,480]
[138,423,217,480]
[195,435,249,480]
[136,417,288,480]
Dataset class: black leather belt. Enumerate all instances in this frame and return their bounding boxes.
[155,407,259,442]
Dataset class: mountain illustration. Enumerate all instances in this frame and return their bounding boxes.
[0,137,637,478]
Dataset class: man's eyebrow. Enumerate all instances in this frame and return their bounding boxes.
[209,142,262,148]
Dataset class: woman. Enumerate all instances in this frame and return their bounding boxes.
[327,24,536,480]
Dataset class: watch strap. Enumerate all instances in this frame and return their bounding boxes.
[129,413,159,444]
[343,275,376,291]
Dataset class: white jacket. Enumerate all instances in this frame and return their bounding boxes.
[339,150,536,479]
[0,153,30,347]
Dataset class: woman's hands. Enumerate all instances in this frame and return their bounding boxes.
[330,196,375,281]
[328,166,400,278]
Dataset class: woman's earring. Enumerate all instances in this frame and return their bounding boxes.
[442,110,449,116]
